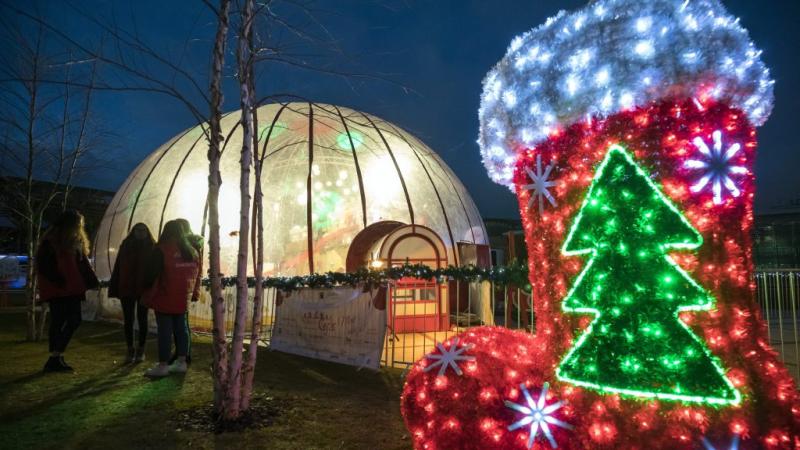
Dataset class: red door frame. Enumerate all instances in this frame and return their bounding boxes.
[386,231,447,333]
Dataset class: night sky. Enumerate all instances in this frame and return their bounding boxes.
[21,0,800,218]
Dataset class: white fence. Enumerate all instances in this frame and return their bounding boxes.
[755,270,800,380]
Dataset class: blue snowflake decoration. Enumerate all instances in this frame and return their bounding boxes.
[684,130,747,205]
[505,382,573,449]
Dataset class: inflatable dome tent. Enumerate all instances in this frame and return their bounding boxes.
[94,103,488,282]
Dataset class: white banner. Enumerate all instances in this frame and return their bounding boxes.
[270,286,387,370]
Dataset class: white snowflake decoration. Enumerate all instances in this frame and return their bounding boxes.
[422,337,475,376]
[523,154,558,214]
[505,382,573,449]
[684,129,747,205]
[701,433,740,450]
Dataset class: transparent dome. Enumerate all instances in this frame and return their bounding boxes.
[94,103,487,279]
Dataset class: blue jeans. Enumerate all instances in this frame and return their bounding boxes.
[155,312,187,363]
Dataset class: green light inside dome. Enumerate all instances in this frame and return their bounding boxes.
[259,121,287,141]
[336,130,364,151]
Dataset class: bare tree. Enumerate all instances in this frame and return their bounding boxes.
[205,0,233,416]
[225,0,256,420]
[1,0,235,405]
[242,3,265,412]
[0,17,106,340]
[60,52,99,210]
[2,0,405,421]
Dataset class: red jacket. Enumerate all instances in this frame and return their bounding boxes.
[144,241,199,314]
[109,241,152,299]
[36,239,96,301]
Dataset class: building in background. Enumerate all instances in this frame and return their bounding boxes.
[483,218,525,267]
[0,176,114,253]
[753,208,800,269]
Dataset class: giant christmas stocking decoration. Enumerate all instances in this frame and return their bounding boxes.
[401,0,800,449]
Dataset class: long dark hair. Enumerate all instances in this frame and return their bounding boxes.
[44,209,90,256]
[120,223,156,253]
[159,219,197,262]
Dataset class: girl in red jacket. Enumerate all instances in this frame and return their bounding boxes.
[36,210,99,372]
[142,219,200,378]
[109,223,155,363]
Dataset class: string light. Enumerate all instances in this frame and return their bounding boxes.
[402,0,799,448]
[478,0,773,188]
[557,144,740,406]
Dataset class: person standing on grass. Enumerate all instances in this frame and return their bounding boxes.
[36,210,99,372]
[171,218,203,366]
[108,223,155,363]
[142,219,200,378]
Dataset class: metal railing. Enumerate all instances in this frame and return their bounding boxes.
[20,269,800,381]
[381,281,532,369]
[754,270,800,381]
[381,273,800,383]
[182,281,535,369]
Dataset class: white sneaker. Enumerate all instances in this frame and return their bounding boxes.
[168,360,188,373]
[145,364,170,378]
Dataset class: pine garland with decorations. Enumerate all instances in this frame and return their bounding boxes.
[402,0,800,449]
[97,261,529,292]
[208,261,529,292]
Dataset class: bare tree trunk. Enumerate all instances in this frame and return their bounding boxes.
[24,30,41,342]
[226,0,255,420]
[25,217,37,341]
[207,0,232,415]
[241,59,262,412]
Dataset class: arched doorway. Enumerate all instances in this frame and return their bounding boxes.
[344,221,405,272]
[377,225,448,333]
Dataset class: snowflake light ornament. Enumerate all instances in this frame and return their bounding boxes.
[701,433,740,450]
[505,382,573,449]
[522,154,558,214]
[422,337,475,376]
[684,130,748,205]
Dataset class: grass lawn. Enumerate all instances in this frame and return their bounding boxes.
[0,312,410,450]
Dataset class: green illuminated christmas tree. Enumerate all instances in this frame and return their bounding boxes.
[556,145,741,405]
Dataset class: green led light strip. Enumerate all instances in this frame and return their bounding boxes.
[555,144,741,406]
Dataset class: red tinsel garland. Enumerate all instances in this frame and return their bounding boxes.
[401,98,800,449]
